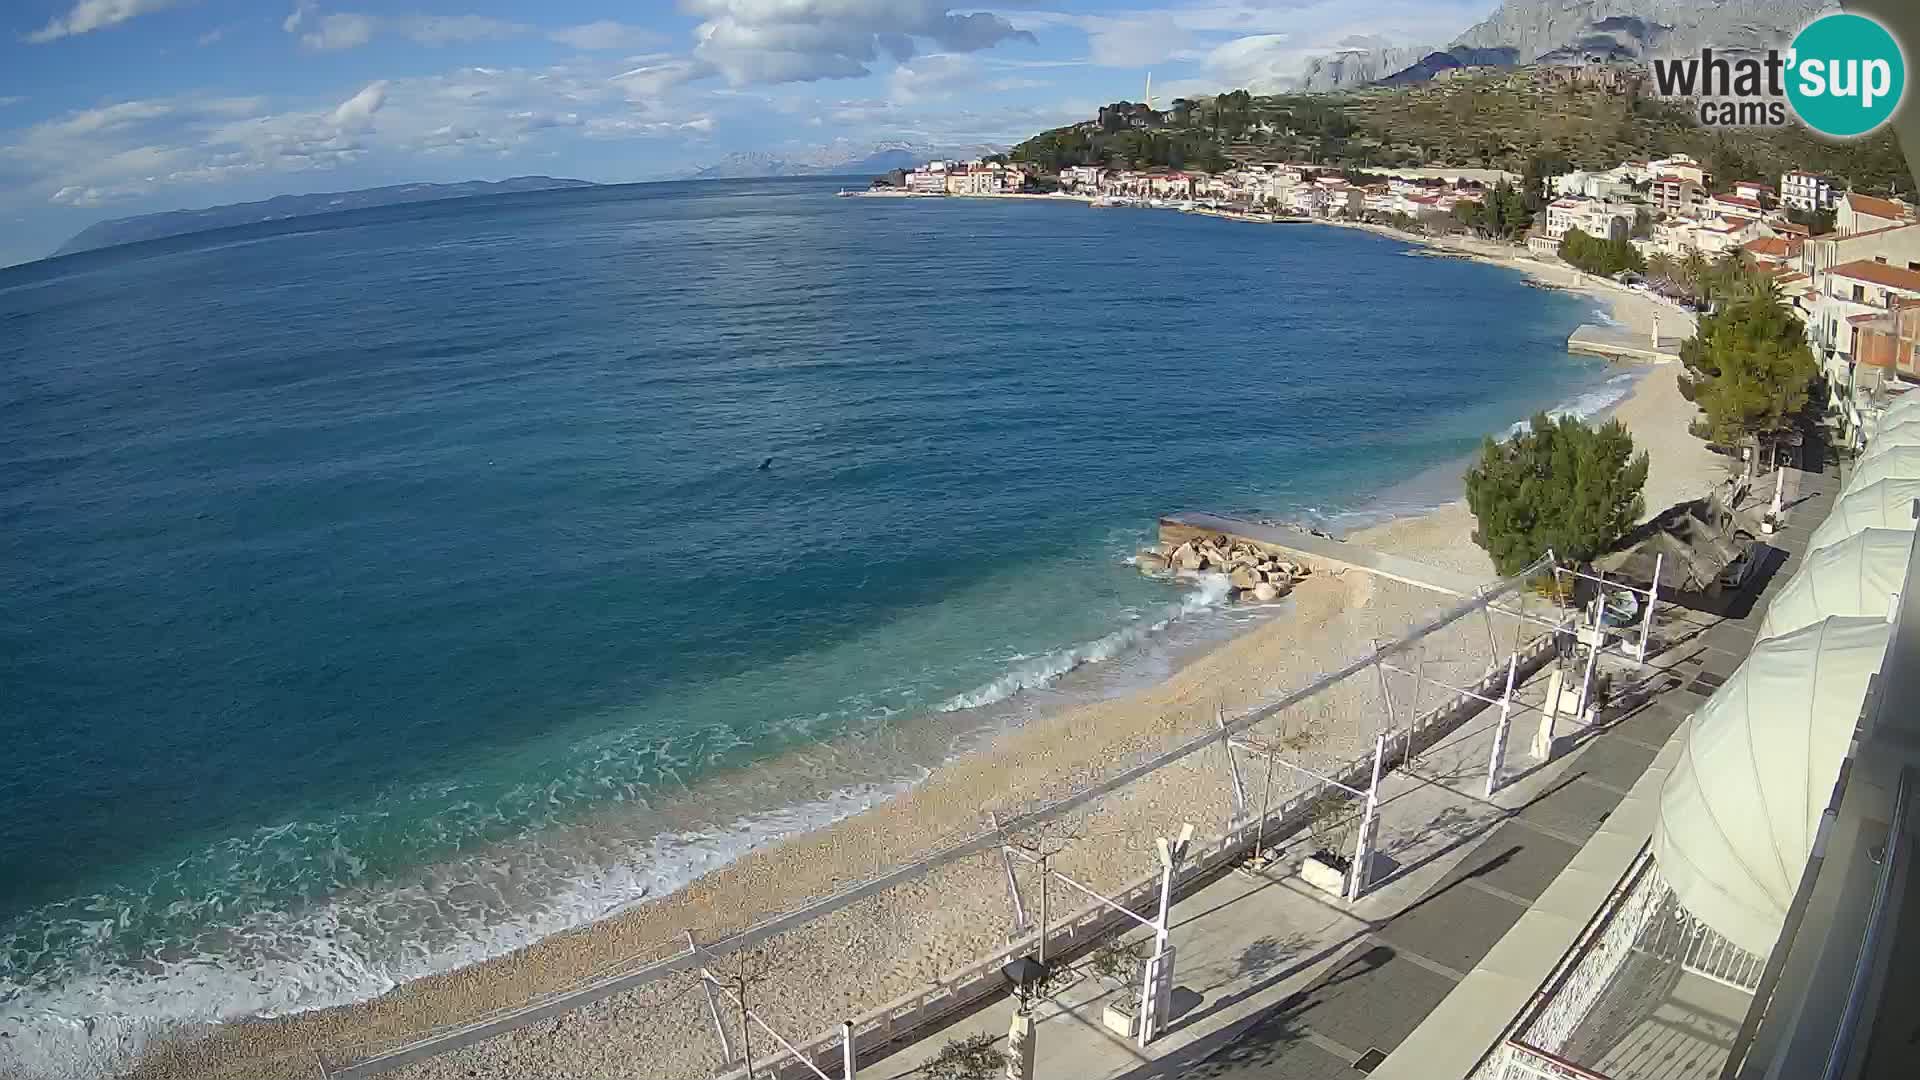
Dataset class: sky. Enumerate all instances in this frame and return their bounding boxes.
[0,0,1499,265]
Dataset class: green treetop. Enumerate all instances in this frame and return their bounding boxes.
[1677,291,1818,452]
[1465,414,1650,576]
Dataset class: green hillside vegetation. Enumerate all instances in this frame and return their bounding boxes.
[1011,74,1910,196]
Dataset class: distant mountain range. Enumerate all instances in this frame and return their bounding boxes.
[670,141,1003,181]
[1296,0,1833,91]
[53,176,596,257]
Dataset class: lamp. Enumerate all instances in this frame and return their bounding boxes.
[1000,955,1049,1014]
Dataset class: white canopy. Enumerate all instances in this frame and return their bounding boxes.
[1845,446,1920,495]
[1756,529,1909,641]
[1862,418,1920,460]
[1808,477,1920,554]
[1872,396,1920,434]
[1655,616,1891,957]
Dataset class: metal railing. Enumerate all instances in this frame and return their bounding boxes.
[720,633,1565,1080]
[299,554,1558,1079]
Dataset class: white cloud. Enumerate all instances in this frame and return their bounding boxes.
[404,15,527,45]
[0,54,739,214]
[283,4,527,51]
[1080,14,1196,67]
[1012,0,1485,86]
[550,21,662,52]
[611,57,718,101]
[25,0,178,43]
[889,54,981,105]
[328,82,388,130]
[684,0,1035,85]
[0,97,25,108]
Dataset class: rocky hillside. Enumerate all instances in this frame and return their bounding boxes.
[1297,0,1834,91]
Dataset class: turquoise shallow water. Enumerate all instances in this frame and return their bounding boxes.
[0,178,1618,1066]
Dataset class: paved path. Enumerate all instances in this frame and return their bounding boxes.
[875,447,1838,1080]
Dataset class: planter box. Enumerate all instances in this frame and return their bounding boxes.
[1299,853,1351,897]
[1102,1004,1139,1038]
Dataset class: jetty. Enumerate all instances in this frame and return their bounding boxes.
[1567,323,1683,363]
[1158,511,1490,598]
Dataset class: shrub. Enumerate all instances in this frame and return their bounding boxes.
[922,1034,1006,1080]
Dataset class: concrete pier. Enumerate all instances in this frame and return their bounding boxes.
[1159,511,1490,597]
[1567,324,1682,363]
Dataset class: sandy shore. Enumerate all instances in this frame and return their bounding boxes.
[119,226,1726,1080]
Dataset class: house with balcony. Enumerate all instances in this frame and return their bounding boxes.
[1852,297,1920,392]
[1649,153,1709,186]
[1058,165,1106,192]
[1544,197,1636,244]
[1651,175,1707,218]
[1779,170,1836,211]
[1289,186,1328,216]
[1705,192,1773,221]
[1804,260,1920,437]
[1552,169,1634,201]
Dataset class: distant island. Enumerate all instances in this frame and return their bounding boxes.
[53,176,597,257]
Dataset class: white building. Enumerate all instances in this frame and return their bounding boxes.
[1780,171,1836,212]
[1837,192,1918,235]
[1552,169,1633,201]
[1059,165,1106,191]
[1543,197,1635,243]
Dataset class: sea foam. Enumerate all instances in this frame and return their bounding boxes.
[936,572,1235,712]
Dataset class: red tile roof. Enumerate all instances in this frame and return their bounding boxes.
[1829,259,1920,292]
[1744,236,1797,258]
[1714,194,1765,210]
[1846,193,1916,221]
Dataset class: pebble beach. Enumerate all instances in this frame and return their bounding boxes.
[116,222,1730,1080]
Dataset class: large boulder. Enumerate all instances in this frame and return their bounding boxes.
[1174,543,1204,571]
[1230,565,1262,590]
[1136,550,1169,573]
[1252,582,1281,602]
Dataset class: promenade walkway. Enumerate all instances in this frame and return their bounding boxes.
[875,450,1838,1080]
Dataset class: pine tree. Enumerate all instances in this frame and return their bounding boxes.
[1678,291,1818,452]
[1466,414,1650,576]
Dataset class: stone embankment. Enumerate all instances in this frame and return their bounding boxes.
[1134,533,1312,602]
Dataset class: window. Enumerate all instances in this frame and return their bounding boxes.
[1855,284,1868,303]
[1876,256,1889,265]
[1908,262,1919,272]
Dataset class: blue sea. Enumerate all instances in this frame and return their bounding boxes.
[0,178,1626,1068]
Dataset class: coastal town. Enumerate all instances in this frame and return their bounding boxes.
[864,145,1920,455]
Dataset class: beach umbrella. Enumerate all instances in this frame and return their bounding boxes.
[1655,615,1891,957]
[1755,528,1911,641]
[1860,417,1920,461]
[1844,446,1920,495]
[1807,477,1920,554]
[1872,396,1920,434]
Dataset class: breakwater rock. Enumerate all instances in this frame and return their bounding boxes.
[1134,534,1312,602]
